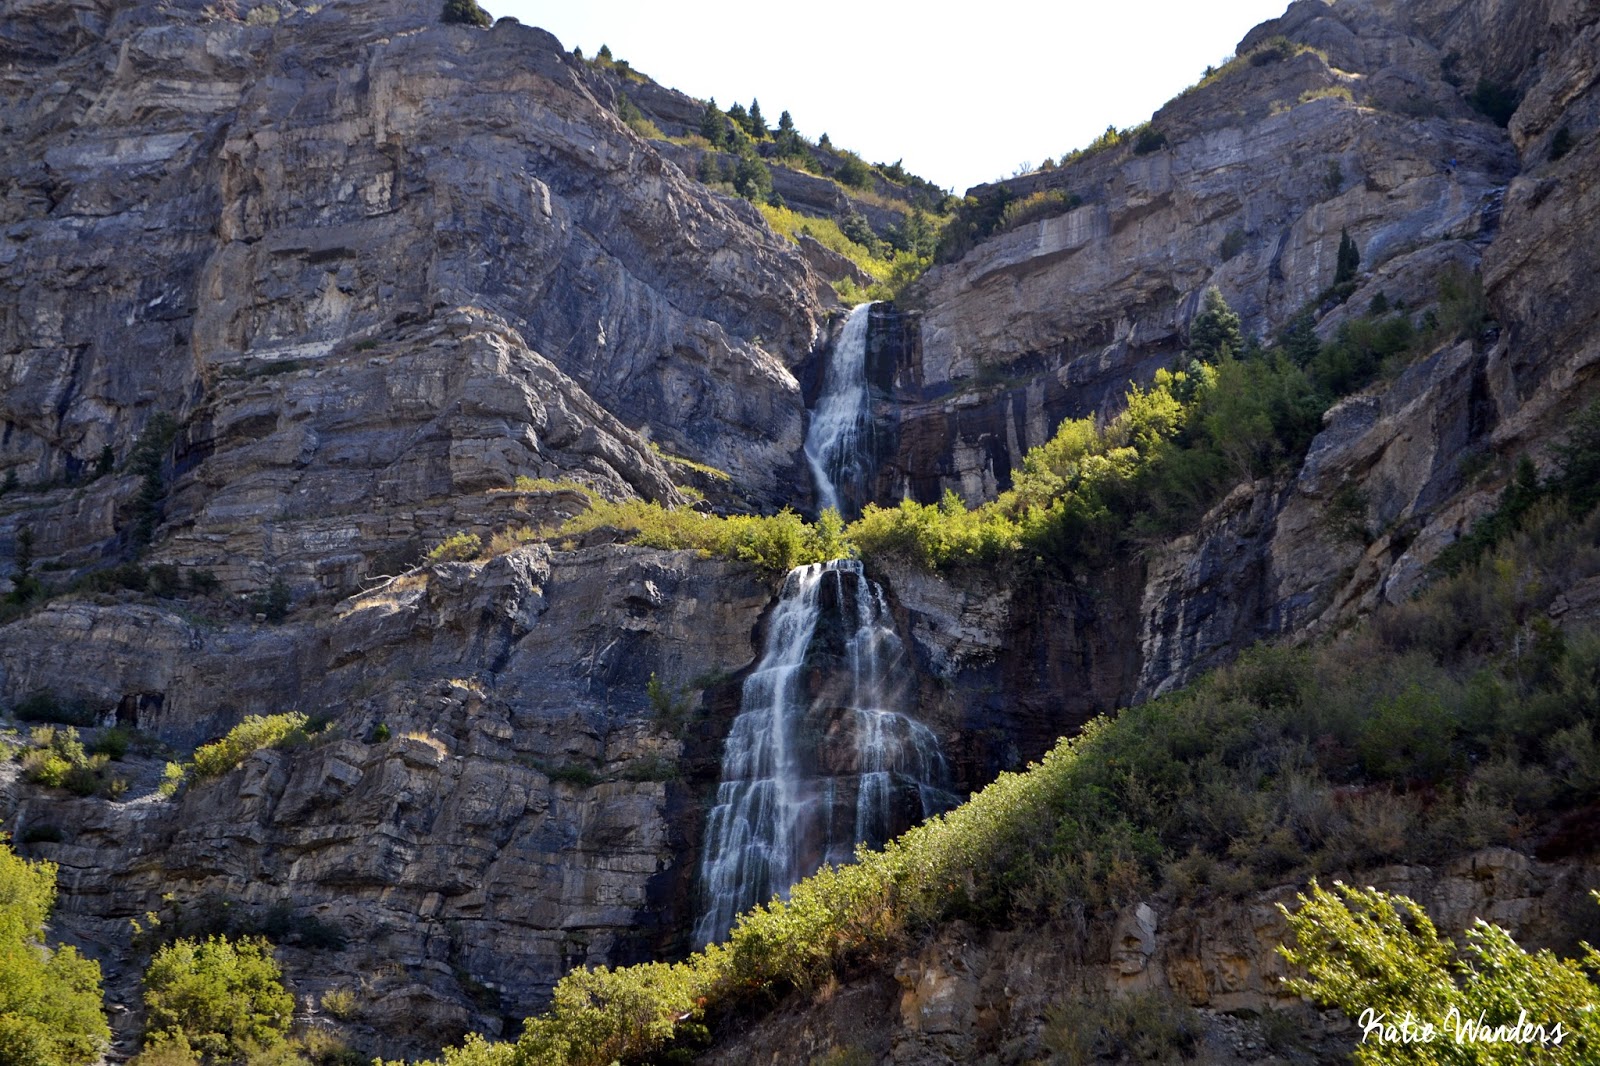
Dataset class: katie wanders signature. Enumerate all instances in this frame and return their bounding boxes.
[1358,1008,1570,1046]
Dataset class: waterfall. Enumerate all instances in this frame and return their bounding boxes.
[694,559,954,947]
[804,302,875,517]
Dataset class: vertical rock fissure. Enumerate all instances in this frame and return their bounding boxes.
[694,562,954,946]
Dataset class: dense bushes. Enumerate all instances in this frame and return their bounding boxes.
[755,202,929,301]
[161,713,316,789]
[559,499,848,574]
[439,0,491,27]
[1280,882,1600,1064]
[0,841,109,1065]
[141,936,294,1060]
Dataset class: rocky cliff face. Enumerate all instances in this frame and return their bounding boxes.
[2,0,832,593]
[2,542,772,1053]
[866,0,1600,703]
[2,0,1598,1058]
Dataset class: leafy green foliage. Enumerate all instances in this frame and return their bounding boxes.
[1132,126,1169,155]
[995,189,1082,233]
[19,726,124,798]
[189,714,311,782]
[6,527,39,606]
[1433,402,1600,576]
[848,291,1334,571]
[614,94,662,139]
[142,936,294,1060]
[0,841,110,1066]
[1190,286,1242,362]
[699,99,727,148]
[834,153,873,190]
[731,151,772,204]
[439,0,490,26]
[1279,882,1600,1064]
[426,532,483,565]
[559,499,845,574]
[754,203,929,301]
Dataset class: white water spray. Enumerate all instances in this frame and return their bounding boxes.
[804,302,875,517]
[694,560,953,946]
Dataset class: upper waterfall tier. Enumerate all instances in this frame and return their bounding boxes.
[805,303,876,518]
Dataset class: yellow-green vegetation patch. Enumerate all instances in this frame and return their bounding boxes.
[558,499,850,574]
[647,441,732,482]
[187,713,311,782]
[0,841,111,1064]
[754,203,929,301]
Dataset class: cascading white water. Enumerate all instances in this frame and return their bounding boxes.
[804,302,875,517]
[694,559,954,946]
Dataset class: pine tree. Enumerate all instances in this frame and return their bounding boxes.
[778,110,794,133]
[1190,287,1243,363]
[818,132,832,151]
[597,43,613,61]
[700,98,726,148]
[439,0,491,27]
[747,98,767,138]
[732,151,772,203]
[1334,227,1360,286]
[571,46,583,60]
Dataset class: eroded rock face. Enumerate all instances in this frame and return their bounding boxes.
[1,543,773,1052]
[1,0,827,575]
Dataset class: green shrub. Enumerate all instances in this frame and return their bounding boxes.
[13,690,96,727]
[189,714,309,781]
[248,576,291,623]
[1220,228,1247,260]
[319,987,358,1021]
[558,499,843,574]
[426,531,483,564]
[439,0,491,27]
[142,936,294,1059]
[1043,991,1200,1063]
[130,414,179,548]
[834,153,872,189]
[1132,126,1169,154]
[159,761,187,798]
[0,841,111,1065]
[1279,882,1600,1064]
[19,726,121,796]
[996,189,1081,232]
[89,727,132,760]
[541,762,603,788]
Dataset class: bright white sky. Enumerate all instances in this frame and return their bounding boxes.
[496,1,1293,193]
